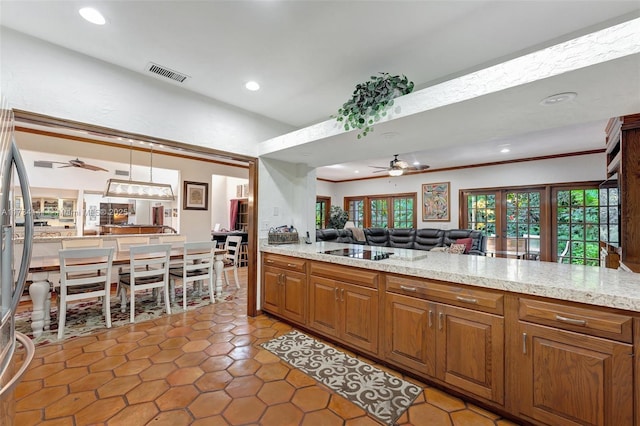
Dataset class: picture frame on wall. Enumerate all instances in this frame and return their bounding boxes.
[183,181,209,210]
[422,182,450,221]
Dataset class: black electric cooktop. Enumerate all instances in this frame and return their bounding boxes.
[321,248,392,261]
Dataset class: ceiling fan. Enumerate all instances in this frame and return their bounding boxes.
[370,154,429,176]
[49,158,108,172]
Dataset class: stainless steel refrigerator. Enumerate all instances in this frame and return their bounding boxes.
[0,97,35,424]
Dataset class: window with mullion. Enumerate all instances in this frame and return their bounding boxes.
[346,198,364,228]
[344,193,416,229]
[556,187,600,265]
[370,198,388,228]
[315,196,330,229]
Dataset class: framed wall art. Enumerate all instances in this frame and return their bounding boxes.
[183,181,209,210]
[422,182,450,221]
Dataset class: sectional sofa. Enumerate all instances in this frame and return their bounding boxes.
[315,227,487,255]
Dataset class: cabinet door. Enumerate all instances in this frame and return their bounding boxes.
[384,292,436,376]
[341,282,378,354]
[517,322,633,426]
[281,270,307,324]
[262,266,282,314]
[309,275,339,337]
[436,304,504,404]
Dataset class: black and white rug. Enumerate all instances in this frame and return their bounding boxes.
[261,330,422,425]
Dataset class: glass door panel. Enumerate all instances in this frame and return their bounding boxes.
[505,191,541,260]
[370,199,388,228]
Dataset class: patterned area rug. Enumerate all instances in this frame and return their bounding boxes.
[16,287,239,346]
[261,330,422,425]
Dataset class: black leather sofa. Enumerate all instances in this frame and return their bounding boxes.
[316,227,486,255]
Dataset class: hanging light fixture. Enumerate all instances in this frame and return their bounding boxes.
[388,168,404,177]
[104,142,175,201]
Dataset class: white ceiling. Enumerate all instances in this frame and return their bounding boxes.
[1,1,639,181]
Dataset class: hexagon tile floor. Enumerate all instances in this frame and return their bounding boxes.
[14,268,521,425]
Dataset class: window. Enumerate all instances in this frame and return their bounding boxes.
[554,187,600,266]
[345,193,416,229]
[346,198,364,228]
[315,196,330,229]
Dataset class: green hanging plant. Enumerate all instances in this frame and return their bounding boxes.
[333,72,414,139]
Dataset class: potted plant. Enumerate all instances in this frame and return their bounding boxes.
[333,72,414,139]
[328,205,349,229]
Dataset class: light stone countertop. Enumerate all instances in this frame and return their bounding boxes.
[260,241,640,313]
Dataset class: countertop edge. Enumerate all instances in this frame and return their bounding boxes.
[260,242,640,313]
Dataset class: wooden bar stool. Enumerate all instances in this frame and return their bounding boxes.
[238,242,248,267]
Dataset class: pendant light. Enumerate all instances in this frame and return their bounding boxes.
[104,142,175,201]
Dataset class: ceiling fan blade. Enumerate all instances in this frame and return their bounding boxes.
[407,165,430,171]
[369,165,389,169]
[371,169,389,173]
[82,164,108,172]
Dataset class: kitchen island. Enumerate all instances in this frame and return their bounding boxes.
[260,241,640,426]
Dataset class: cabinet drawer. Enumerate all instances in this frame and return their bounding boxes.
[310,262,378,289]
[386,275,503,315]
[519,298,633,343]
[262,253,306,273]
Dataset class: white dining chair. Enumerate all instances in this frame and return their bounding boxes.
[61,238,103,249]
[158,235,186,246]
[222,235,242,289]
[56,247,115,339]
[115,236,151,302]
[116,236,150,252]
[169,241,217,310]
[117,243,172,323]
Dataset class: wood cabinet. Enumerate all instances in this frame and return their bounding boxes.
[385,275,504,404]
[515,298,634,425]
[235,199,248,232]
[605,114,640,272]
[259,253,638,425]
[309,262,379,355]
[261,253,306,324]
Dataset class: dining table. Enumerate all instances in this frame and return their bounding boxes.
[26,247,227,338]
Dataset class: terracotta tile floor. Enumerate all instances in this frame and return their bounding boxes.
[14,268,521,425]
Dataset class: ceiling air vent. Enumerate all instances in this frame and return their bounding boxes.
[115,169,129,177]
[34,161,53,168]
[146,62,190,83]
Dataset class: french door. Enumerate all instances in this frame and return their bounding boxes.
[463,188,548,261]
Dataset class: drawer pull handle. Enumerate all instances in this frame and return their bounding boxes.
[522,332,527,354]
[428,310,433,328]
[335,287,339,301]
[287,263,297,268]
[400,285,417,292]
[456,296,478,304]
[555,315,587,326]
[266,260,274,264]
[341,288,345,302]
[438,312,444,330]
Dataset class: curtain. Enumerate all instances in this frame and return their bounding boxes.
[229,199,239,230]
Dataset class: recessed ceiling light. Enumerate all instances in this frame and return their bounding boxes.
[500,148,511,153]
[539,92,577,106]
[245,81,260,91]
[413,161,420,166]
[354,170,360,174]
[79,7,106,25]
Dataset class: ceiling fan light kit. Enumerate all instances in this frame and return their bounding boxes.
[370,154,430,177]
[333,72,414,139]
